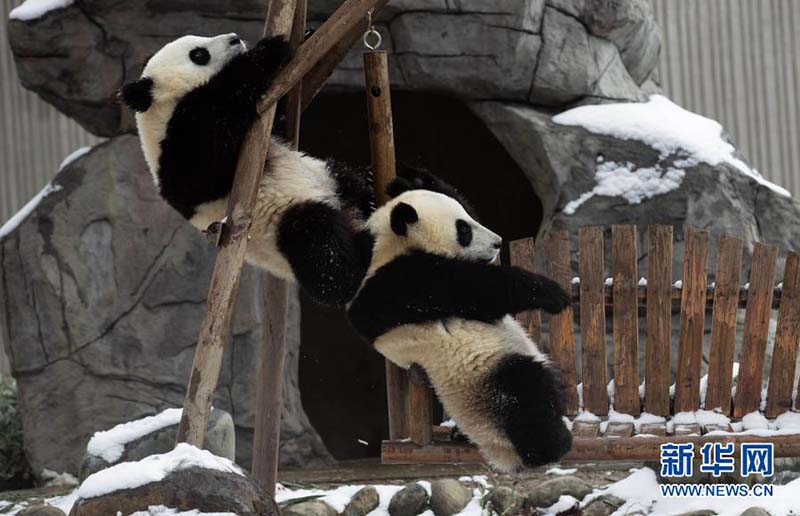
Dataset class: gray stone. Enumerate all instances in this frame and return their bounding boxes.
[69,466,278,516]
[429,479,471,516]
[740,508,770,516]
[283,500,338,516]
[342,486,380,516]
[388,483,429,516]
[17,505,66,516]
[774,470,800,485]
[523,476,593,508]
[78,408,235,481]
[582,494,625,516]
[8,0,656,137]
[489,486,524,515]
[0,137,331,476]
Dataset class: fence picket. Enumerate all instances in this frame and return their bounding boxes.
[509,238,543,347]
[579,226,608,415]
[612,225,640,415]
[765,251,800,417]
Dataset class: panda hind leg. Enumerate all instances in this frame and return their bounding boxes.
[277,201,369,307]
[487,354,573,468]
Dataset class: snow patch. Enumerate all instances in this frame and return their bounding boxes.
[77,443,243,500]
[9,0,73,20]
[545,467,578,476]
[741,411,770,430]
[554,95,790,198]
[87,408,183,463]
[130,508,237,516]
[0,182,62,239]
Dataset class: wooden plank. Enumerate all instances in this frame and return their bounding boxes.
[734,242,779,417]
[645,225,673,416]
[674,227,709,413]
[251,2,306,493]
[176,0,298,448]
[604,422,635,438]
[766,251,800,417]
[572,420,601,439]
[381,434,800,464]
[408,376,432,445]
[579,227,609,416]
[674,423,702,436]
[702,423,733,434]
[509,238,543,346]
[705,235,743,415]
[544,230,579,415]
[612,225,640,415]
[639,423,667,437]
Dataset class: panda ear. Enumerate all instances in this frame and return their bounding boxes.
[119,77,154,112]
[390,202,418,236]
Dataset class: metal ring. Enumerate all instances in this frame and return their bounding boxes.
[363,28,382,51]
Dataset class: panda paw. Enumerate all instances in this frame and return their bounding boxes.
[534,277,572,315]
[252,35,294,69]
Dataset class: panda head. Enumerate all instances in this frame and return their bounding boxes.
[367,190,502,270]
[121,33,245,112]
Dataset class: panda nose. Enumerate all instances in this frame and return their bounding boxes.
[229,35,242,46]
[493,239,502,249]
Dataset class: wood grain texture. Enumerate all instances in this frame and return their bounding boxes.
[674,227,709,413]
[734,242,778,417]
[705,234,743,415]
[544,230,578,415]
[645,225,673,416]
[579,226,608,416]
[176,0,298,447]
[509,238,542,346]
[612,225,640,415]
[765,251,800,417]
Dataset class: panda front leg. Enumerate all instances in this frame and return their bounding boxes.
[277,201,370,307]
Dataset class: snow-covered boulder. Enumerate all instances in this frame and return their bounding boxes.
[0,136,331,476]
[70,444,278,516]
[79,408,235,482]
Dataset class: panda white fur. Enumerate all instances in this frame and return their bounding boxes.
[121,33,374,306]
[347,176,573,472]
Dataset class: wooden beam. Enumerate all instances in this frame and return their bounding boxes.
[251,0,307,495]
[176,0,386,447]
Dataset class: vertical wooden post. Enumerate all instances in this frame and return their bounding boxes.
[509,238,543,346]
[612,225,640,415]
[364,50,418,442]
[579,226,608,416]
[765,251,800,417]
[251,0,307,495]
[644,225,673,416]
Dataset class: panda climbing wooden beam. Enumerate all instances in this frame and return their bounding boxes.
[176,0,392,449]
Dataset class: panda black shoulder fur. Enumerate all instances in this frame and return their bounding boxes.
[347,173,573,472]
[121,33,374,306]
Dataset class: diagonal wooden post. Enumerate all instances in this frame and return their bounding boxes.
[177,0,391,448]
[251,0,307,495]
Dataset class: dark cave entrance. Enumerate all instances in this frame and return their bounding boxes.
[296,92,542,460]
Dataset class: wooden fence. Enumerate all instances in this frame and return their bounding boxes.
[382,225,800,463]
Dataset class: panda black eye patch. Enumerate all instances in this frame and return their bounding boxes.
[189,47,211,65]
[456,219,472,247]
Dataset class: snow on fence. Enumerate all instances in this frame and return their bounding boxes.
[382,225,800,464]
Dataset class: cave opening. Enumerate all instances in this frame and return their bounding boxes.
[296,92,542,460]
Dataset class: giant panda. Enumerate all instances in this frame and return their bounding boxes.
[121,33,374,306]
[347,178,573,472]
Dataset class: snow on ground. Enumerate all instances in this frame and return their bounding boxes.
[545,467,800,516]
[87,407,183,463]
[553,95,790,215]
[59,146,92,170]
[0,182,62,239]
[77,443,243,500]
[130,508,237,516]
[9,0,73,20]
[546,467,578,476]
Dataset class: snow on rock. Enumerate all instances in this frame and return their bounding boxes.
[741,411,770,430]
[542,495,579,515]
[775,411,800,430]
[554,95,790,198]
[546,467,578,476]
[130,507,237,516]
[59,146,92,170]
[9,0,73,20]
[0,182,62,239]
[440,419,456,428]
[77,443,243,500]
[86,408,183,463]
[563,161,685,215]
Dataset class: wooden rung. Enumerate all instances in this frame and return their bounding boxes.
[572,420,601,439]
[674,423,702,436]
[674,227,709,413]
[639,423,667,436]
[734,242,779,418]
[604,421,635,438]
[579,226,609,416]
[645,224,673,416]
[432,425,451,440]
[509,238,543,347]
[544,229,579,416]
[612,225,640,415]
[765,251,800,418]
[705,235,743,415]
[702,423,733,434]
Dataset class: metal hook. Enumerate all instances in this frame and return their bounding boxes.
[363,9,382,51]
